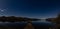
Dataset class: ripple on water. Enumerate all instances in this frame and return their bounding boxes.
[0,22,27,26]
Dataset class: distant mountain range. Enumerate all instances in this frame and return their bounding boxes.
[0,16,41,22]
[0,15,59,22]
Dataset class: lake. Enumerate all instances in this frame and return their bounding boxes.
[0,21,56,29]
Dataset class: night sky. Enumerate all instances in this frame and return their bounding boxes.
[0,0,60,19]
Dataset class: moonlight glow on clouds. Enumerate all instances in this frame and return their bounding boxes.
[0,0,9,16]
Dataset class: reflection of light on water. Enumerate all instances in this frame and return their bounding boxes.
[0,22,27,23]
[0,22,10,23]
[0,22,3,23]
[32,19,52,24]
[32,19,46,22]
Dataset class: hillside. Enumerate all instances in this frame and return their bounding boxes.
[0,16,41,22]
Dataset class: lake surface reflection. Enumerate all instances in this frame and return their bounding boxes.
[0,21,55,26]
[32,21,55,26]
[0,21,55,29]
[0,22,27,27]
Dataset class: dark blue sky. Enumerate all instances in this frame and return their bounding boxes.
[0,0,60,19]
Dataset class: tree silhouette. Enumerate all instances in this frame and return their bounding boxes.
[57,14,60,19]
[56,14,60,24]
[47,14,60,24]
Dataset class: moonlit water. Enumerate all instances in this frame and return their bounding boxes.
[0,22,27,27]
[0,19,55,27]
[32,19,47,22]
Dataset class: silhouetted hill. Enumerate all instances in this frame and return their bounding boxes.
[46,18,55,22]
[0,16,41,22]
